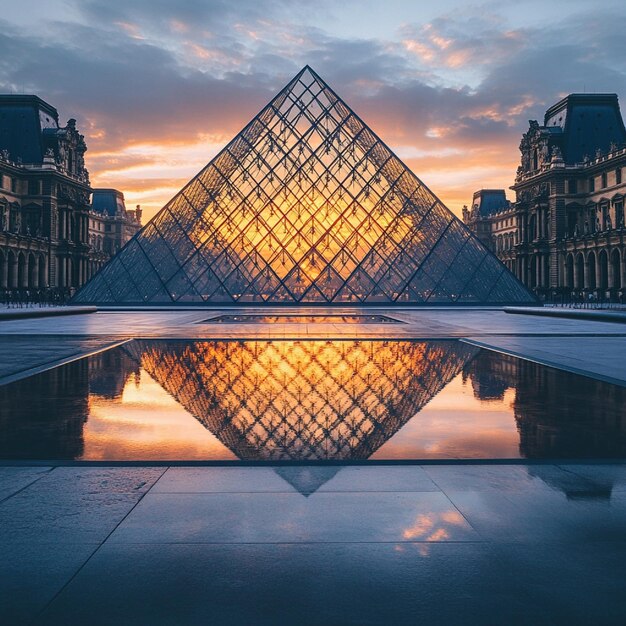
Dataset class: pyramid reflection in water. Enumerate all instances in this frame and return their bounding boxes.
[123,340,479,461]
[74,66,534,304]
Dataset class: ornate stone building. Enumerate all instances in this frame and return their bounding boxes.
[462,190,518,276]
[88,189,142,280]
[0,95,141,295]
[464,93,626,301]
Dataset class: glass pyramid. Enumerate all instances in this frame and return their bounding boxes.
[122,339,480,461]
[74,66,534,304]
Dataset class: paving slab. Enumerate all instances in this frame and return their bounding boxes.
[424,464,611,494]
[0,466,52,502]
[152,466,440,494]
[37,542,549,626]
[465,336,626,384]
[0,542,98,626]
[0,335,124,383]
[108,491,478,544]
[1,302,626,624]
[445,489,626,543]
[491,541,626,625]
[561,463,626,490]
[0,467,165,544]
[0,307,624,339]
[0,464,623,624]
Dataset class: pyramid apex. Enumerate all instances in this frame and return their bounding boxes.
[296,64,319,79]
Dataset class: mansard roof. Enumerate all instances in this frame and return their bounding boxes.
[92,189,126,217]
[543,93,626,164]
[471,189,510,217]
[0,95,60,164]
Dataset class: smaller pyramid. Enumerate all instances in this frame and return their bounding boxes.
[74,66,535,305]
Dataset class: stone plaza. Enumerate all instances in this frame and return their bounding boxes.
[0,306,625,624]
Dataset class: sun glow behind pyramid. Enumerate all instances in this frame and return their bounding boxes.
[74,66,534,304]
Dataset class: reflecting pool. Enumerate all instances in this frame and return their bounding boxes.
[200,314,401,324]
[0,339,624,460]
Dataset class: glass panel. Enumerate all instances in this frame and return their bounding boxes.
[74,66,534,305]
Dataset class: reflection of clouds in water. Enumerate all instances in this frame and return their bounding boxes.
[85,366,237,461]
[402,510,465,541]
[373,374,521,460]
[394,544,432,557]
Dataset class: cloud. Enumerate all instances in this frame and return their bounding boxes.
[401,15,528,72]
[0,2,625,221]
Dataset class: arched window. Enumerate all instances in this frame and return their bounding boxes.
[599,250,609,289]
[611,249,621,289]
[576,253,584,289]
[587,252,597,289]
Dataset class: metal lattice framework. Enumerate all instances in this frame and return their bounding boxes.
[74,66,534,304]
[123,340,479,461]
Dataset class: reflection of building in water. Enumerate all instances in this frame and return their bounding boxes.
[88,346,140,399]
[462,349,519,401]
[526,466,613,501]
[0,359,88,459]
[0,347,139,460]
[463,350,626,459]
[124,340,479,461]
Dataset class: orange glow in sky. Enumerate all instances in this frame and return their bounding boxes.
[88,124,519,224]
[4,1,620,226]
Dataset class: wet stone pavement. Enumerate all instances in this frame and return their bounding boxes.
[1,464,625,625]
[1,308,626,624]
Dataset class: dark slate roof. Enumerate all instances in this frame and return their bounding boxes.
[471,189,509,217]
[0,95,59,164]
[92,189,126,216]
[544,94,626,163]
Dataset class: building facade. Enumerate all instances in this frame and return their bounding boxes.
[464,93,626,301]
[0,95,140,298]
[88,189,142,281]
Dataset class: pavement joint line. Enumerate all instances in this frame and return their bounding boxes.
[140,490,442,494]
[31,466,169,623]
[0,467,55,506]
[421,467,489,543]
[461,338,626,388]
[64,527,488,540]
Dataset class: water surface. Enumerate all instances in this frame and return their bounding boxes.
[1,339,624,461]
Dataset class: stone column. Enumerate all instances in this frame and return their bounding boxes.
[58,256,64,288]
[1,253,7,288]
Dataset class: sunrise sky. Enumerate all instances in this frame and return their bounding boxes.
[2,0,625,222]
